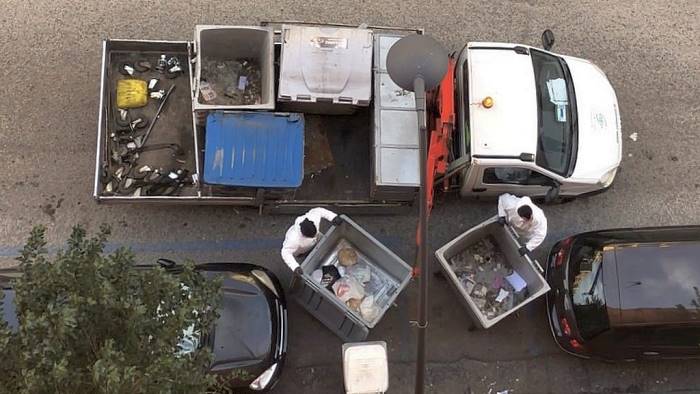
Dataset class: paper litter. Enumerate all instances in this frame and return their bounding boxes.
[448,236,529,320]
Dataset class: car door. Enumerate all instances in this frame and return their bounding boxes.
[468,165,555,198]
[643,326,700,359]
[596,327,653,361]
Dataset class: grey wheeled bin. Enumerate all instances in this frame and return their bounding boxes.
[434,215,550,329]
[290,215,412,341]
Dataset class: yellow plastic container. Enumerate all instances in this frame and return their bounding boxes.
[116,79,148,108]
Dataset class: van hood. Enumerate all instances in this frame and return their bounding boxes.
[467,44,538,157]
[564,56,622,181]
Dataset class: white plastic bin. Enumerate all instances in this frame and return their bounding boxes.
[278,25,373,112]
[343,341,388,394]
[194,25,275,110]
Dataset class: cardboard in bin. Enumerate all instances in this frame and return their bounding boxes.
[434,215,550,329]
[291,215,411,342]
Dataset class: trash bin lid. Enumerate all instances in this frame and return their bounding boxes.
[342,341,388,394]
[203,111,305,187]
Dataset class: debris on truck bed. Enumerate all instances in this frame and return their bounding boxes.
[200,58,262,105]
[449,236,528,320]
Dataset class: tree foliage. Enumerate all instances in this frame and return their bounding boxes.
[0,225,221,394]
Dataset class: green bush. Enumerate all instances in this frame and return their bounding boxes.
[0,225,221,394]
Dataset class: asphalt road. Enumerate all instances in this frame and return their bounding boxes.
[0,0,698,393]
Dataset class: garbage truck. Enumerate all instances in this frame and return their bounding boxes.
[430,30,622,204]
[94,23,621,213]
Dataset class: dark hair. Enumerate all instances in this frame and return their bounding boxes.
[517,205,533,220]
[299,218,317,238]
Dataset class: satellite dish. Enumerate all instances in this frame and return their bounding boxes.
[386,34,448,92]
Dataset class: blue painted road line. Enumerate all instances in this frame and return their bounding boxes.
[0,236,404,258]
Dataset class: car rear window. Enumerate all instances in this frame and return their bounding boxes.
[569,242,610,340]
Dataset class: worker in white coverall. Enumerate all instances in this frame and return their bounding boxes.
[497,193,547,256]
[281,207,343,280]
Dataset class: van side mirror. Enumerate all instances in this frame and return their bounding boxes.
[541,29,555,51]
[544,183,560,203]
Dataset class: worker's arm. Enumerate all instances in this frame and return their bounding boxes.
[281,245,300,271]
[308,207,338,223]
[526,218,548,251]
[497,193,516,218]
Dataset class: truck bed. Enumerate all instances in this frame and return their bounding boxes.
[294,111,371,201]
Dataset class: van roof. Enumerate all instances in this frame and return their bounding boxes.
[611,241,700,326]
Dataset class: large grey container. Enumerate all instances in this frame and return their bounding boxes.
[278,25,373,114]
[370,34,420,201]
[434,216,550,329]
[193,25,275,111]
[291,215,412,341]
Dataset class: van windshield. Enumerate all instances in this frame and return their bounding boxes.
[569,244,609,340]
[531,50,577,176]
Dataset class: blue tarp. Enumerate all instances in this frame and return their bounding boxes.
[203,112,305,188]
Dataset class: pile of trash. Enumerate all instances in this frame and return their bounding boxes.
[311,242,397,324]
[199,58,262,105]
[449,236,528,320]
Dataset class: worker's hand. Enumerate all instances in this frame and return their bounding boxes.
[331,216,343,226]
[294,267,304,277]
[518,246,529,257]
[497,216,507,225]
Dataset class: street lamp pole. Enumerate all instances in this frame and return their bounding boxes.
[386,34,447,394]
[414,74,430,394]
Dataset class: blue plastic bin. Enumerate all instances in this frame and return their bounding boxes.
[203,112,305,188]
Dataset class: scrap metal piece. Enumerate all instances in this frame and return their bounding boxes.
[148,78,159,90]
[165,65,183,79]
[167,56,180,67]
[118,63,135,76]
[115,108,130,127]
[130,117,149,130]
[150,90,166,99]
[138,85,176,148]
[156,55,167,73]
[134,60,152,72]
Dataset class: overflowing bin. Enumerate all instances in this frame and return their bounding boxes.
[194,25,275,110]
[291,215,412,341]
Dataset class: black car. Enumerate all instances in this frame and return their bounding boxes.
[546,226,700,361]
[1,261,287,391]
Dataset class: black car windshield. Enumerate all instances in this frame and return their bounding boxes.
[531,50,577,176]
[569,245,610,340]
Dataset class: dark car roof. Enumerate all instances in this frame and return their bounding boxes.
[205,271,273,370]
[570,226,700,328]
[612,241,700,326]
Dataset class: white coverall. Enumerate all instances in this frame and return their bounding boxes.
[280,207,338,271]
[497,193,547,251]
